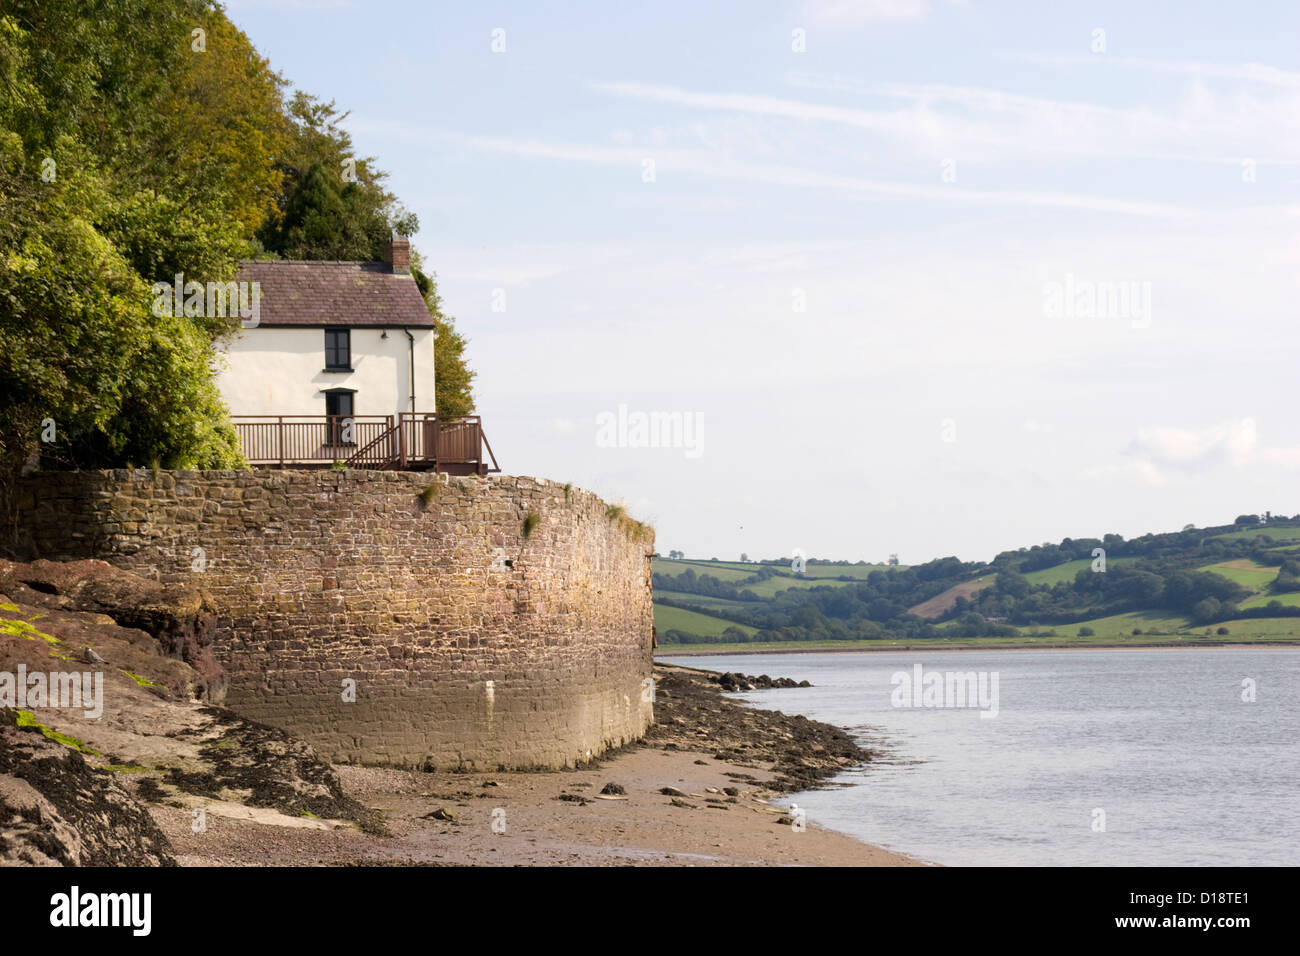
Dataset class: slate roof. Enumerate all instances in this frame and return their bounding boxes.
[235,260,434,328]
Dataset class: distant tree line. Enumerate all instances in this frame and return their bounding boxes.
[655,518,1300,643]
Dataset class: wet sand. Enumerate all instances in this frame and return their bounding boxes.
[154,747,921,866]
[151,664,923,866]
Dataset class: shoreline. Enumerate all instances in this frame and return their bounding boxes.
[656,640,1300,657]
[151,663,922,867]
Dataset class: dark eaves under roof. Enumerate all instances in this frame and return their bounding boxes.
[235,259,435,328]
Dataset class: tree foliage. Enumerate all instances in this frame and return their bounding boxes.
[652,518,1300,643]
[0,1,474,479]
[413,260,476,417]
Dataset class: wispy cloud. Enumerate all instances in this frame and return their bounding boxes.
[597,78,1300,166]
[451,133,1188,217]
[595,82,912,135]
[803,0,933,26]
[1008,54,1300,88]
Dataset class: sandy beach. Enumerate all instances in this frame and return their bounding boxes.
[150,664,923,867]
[152,747,920,866]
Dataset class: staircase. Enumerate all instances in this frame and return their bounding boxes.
[342,422,400,469]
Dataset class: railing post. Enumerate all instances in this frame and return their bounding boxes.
[278,416,284,467]
[399,413,407,469]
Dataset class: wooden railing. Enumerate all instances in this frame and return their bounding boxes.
[232,414,499,474]
[231,416,393,466]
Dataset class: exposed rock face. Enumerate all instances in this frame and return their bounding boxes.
[0,558,225,702]
[158,706,384,835]
[0,558,380,866]
[0,709,176,866]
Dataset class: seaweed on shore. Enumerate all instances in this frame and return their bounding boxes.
[646,665,872,793]
[162,707,389,836]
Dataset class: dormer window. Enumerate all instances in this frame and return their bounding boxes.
[325,328,351,371]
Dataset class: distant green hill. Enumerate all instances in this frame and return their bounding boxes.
[653,515,1300,648]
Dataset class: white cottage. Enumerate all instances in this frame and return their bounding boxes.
[218,237,496,474]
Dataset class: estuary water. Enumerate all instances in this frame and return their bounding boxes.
[660,648,1299,866]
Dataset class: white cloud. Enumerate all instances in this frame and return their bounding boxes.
[804,0,932,26]
[1009,54,1300,88]
[1135,461,1168,486]
[545,418,578,435]
[598,77,1300,167]
[1128,418,1257,471]
[1081,460,1166,486]
[1123,419,1300,477]
[1261,447,1300,468]
[595,82,912,135]
[452,133,1188,217]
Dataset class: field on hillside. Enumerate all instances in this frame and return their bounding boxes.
[908,576,995,619]
[652,559,756,583]
[654,589,754,613]
[1020,556,1138,586]
[653,557,877,605]
[740,575,851,598]
[1016,609,1300,641]
[1209,525,1300,543]
[1042,609,1191,638]
[653,604,757,639]
[1198,558,1280,590]
[1209,616,1300,637]
[653,558,895,580]
[651,529,1300,645]
[1240,591,1300,609]
[657,626,1300,655]
[796,564,896,578]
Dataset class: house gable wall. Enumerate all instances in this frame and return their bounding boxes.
[215,326,436,418]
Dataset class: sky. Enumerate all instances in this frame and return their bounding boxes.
[224,0,1300,564]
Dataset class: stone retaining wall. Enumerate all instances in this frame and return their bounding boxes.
[7,469,655,768]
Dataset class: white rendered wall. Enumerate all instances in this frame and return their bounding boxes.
[214,326,436,418]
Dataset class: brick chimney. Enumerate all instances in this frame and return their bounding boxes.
[390,235,410,275]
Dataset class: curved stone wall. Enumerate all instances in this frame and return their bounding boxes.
[9,469,655,769]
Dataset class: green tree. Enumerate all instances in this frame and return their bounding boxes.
[0,3,268,476]
[0,132,240,474]
[256,93,411,260]
[1191,597,1222,625]
[413,262,476,417]
[0,1,471,482]
[996,569,1031,599]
